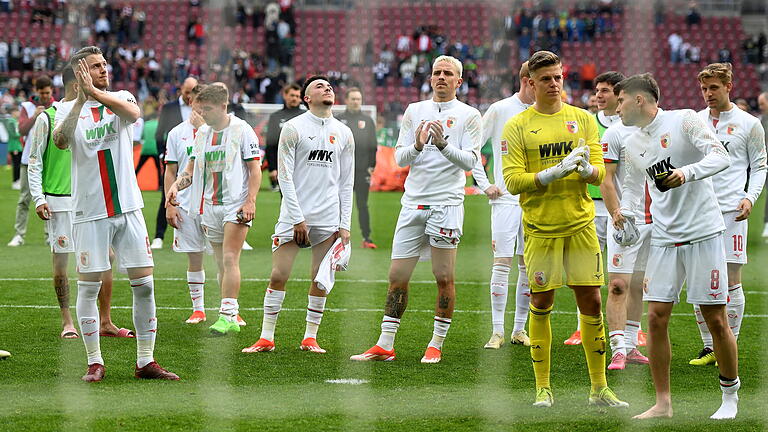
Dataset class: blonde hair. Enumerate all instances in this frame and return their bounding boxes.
[432,55,463,78]
[698,62,733,85]
[527,51,560,74]
[196,84,228,105]
[519,61,530,79]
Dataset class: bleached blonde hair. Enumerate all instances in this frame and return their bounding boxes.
[432,55,463,78]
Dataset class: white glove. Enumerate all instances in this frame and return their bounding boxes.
[575,139,595,179]
[537,146,587,186]
[613,215,640,246]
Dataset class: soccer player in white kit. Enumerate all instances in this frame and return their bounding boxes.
[351,56,482,364]
[471,61,533,349]
[594,71,650,370]
[242,75,354,354]
[167,84,262,336]
[164,84,210,325]
[612,74,739,420]
[53,46,178,382]
[689,63,766,367]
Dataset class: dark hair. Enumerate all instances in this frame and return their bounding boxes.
[527,51,560,74]
[614,73,660,103]
[593,71,626,88]
[61,67,76,87]
[70,46,103,67]
[35,75,52,90]
[345,87,362,99]
[282,83,301,94]
[300,75,330,107]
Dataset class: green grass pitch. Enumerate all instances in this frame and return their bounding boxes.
[0,173,766,431]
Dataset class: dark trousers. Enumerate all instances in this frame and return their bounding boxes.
[135,154,162,189]
[10,151,21,181]
[354,178,371,240]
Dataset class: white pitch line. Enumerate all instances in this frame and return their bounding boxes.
[1,304,767,318]
[1,277,767,295]
[325,379,369,385]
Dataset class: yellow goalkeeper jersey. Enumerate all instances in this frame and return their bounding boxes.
[501,103,604,238]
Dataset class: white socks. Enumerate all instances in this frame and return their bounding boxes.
[76,280,103,366]
[131,276,156,368]
[624,320,641,350]
[514,262,530,333]
[304,295,326,340]
[187,270,205,312]
[727,284,745,340]
[219,298,239,323]
[428,316,452,350]
[609,330,625,356]
[260,289,285,341]
[489,263,509,334]
[376,316,400,351]
[711,376,740,419]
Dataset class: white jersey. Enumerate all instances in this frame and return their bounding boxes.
[620,108,730,246]
[596,110,621,130]
[191,114,260,207]
[277,111,355,230]
[165,120,198,211]
[395,98,482,207]
[602,122,652,224]
[592,111,621,217]
[28,103,73,212]
[471,93,529,205]
[697,104,767,212]
[69,91,143,223]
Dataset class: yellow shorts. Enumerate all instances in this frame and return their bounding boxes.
[524,223,604,292]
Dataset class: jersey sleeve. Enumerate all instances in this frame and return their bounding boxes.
[117,90,139,126]
[394,104,421,167]
[240,126,261,161]
[165,127,180,164]
[619,145,644,219]
[745,120,767,205]
[471,105,495,191]
[585,113,605,186]
[277,123,305,224]
[679,110,730,182]
[338,128,355,230]
[502,118,538,194]
[603,126,622,163]
[27,115,49,208]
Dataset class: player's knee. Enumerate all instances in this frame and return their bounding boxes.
[609,278,628,296]
[222,250,240,269]
[703,314,729,335]
[647,309,670,329]
[494,257,514,267]
[433,271,454,288]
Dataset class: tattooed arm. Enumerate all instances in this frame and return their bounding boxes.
[166,160,194,207]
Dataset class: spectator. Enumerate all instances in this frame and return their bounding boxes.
[734,98,750,112]
[518,27,532,62]
[4,106,21,188]
[0,40,7,73]
[373,61,389,87]
[718,47,732,63]
[379,44,394,66]
[95,12,111,42]
[686,1,701,27]
[668,32,682,63]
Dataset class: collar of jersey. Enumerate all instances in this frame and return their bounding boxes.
[709,102,737,122]
[306,110,334,126]
[431,98,457,111]
[641,107,665,135]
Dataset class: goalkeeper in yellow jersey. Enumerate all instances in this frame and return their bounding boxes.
[501,50,627,408]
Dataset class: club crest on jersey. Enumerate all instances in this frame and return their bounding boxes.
[660,133,670,148]
[329,134,337,144]
[491,240,496,252]
[643,277,649,294]
[565,121,578,133]
[500,140,508,155]
[57,235,69,248]
[358,120,366,129]
[446,117,456,128]
[612,253,623,268]
[534,271,546,286]
[80,251,89,267]
[726,124,737,135]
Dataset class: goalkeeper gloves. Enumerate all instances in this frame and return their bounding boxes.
[575,139,595,179]
[613,215,640,246]
[537,146,587,186]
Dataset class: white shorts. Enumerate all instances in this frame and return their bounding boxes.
[643,234,728,305]
[391,205,463,260]
[722,211,747,264]
[271,222,337,252]
[173,210,207,253]
[201,202,252,244]
[606,222,652,274]
[47,210,74,254]
[73,210,154,273]
[491,204,524,258]
[595,215,608,251]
